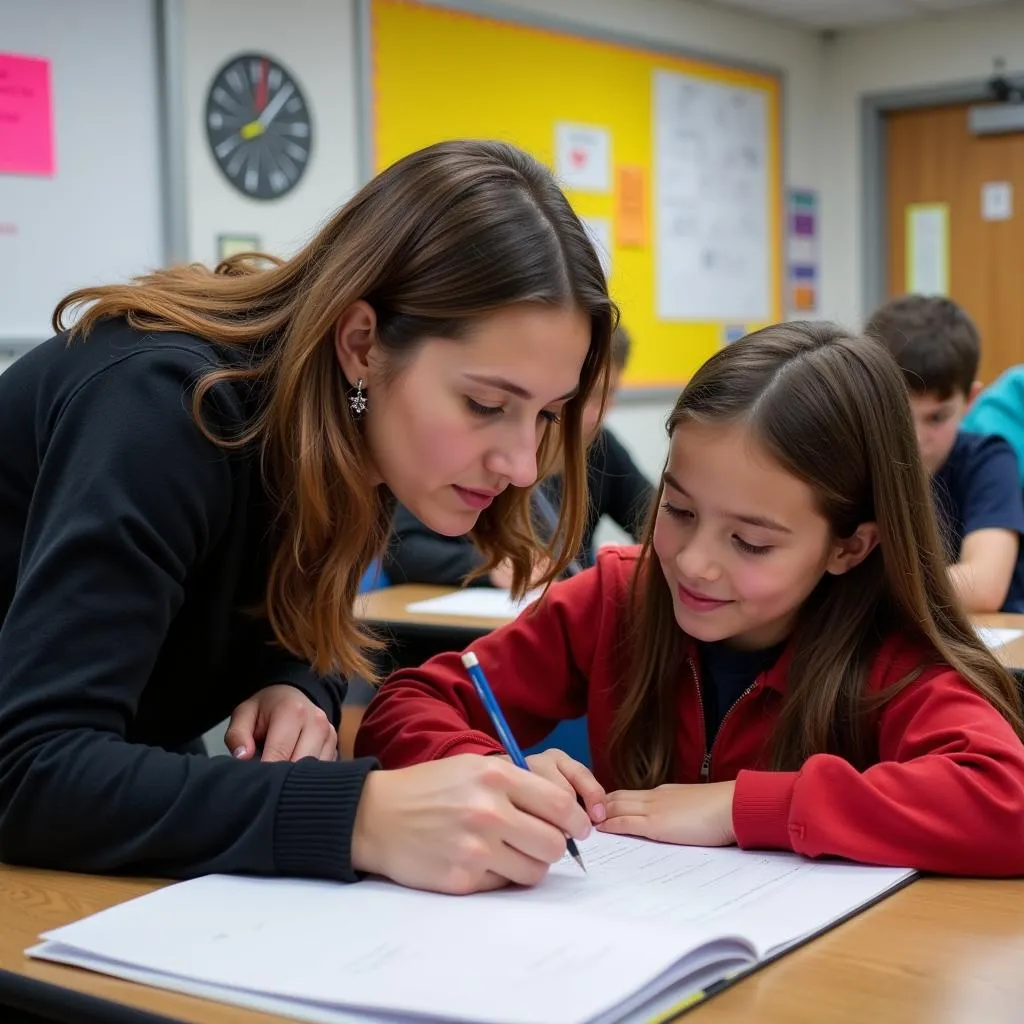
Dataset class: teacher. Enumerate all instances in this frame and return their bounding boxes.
[0,140,612,895]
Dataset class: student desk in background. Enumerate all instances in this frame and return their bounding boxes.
[355,583,503,645]
[2,863,1024,1024]
[358,585,1024,673]
[973,613,1024,673]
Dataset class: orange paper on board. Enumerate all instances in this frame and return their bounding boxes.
[616,165,646,247]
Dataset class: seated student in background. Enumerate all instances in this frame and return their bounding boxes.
[866,295,1024,613]
[358,322,1024,877]
[963,363,1024,487]
[383,325,653,589]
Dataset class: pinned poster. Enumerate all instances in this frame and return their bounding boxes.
[616,165,647,247]
[0,53,55,176]
[555,123,610,192]
[981,181,1013,222]
[906,203,949,295]
[580,216,612,278]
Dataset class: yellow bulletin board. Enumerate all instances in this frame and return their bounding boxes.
[362,0,783,390]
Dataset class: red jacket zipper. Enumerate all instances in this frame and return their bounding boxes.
[689,656,759,782]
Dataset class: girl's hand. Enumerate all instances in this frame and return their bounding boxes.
[599,781,737,846]
[521,748,607,824]
[225,685,338,762]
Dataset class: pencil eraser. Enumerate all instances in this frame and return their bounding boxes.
[461,651,479,669]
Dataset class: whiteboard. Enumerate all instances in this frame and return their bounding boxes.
[0,0,165,343]
[654,70,770,322]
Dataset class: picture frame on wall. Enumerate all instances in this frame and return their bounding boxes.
[216,233,261,260]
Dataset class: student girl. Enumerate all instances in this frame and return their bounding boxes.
[0,140,607,892]
[357,321,1024,876]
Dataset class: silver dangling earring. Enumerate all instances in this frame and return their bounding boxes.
[348,378,367,417]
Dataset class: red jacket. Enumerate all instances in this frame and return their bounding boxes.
[356,546,1024,876]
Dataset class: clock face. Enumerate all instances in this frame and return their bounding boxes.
[205,53,313,200]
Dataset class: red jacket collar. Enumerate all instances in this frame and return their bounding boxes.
[679,631,797,696]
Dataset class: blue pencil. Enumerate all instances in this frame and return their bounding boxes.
[461,650,587,873]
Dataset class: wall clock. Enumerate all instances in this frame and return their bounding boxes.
[205,53,313,200]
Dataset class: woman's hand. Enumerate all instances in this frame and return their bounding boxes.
[488,555,552,590]
[351,754,593,894]
[225,685,338,762]
[599,782,737,847]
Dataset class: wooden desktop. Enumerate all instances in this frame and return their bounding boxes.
[3,592,1022,1021]
[2,863,1024,1023]
[359,585,1024,672]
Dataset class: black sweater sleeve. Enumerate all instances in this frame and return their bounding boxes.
[0,347,373,880]
[594,428,654,541]
[384,504,490,586]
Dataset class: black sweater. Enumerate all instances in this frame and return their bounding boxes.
[384,426,653,586]
[0,320,374,880]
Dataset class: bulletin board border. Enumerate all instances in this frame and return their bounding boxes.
[355,0,786,181]
[354,0,787,391]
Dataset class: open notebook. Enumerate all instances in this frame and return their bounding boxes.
[29,833,914,1024]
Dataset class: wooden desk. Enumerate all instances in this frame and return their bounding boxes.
[357,586,1024,672]
[3,864,1024,1023]
[972,613,1024,672]
[355,583,512,636]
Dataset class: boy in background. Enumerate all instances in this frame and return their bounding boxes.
[867,295,1024,612]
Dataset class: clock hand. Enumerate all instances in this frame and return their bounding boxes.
[214,132,245,158]
[255,58,268,112]
[258,83,295,129]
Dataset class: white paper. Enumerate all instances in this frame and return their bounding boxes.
[473,833,912,957]
[555,123,611,192]
[30,834,913,1024]
[982,181,1013,221]
[406,588,540,620]
[580,216,612,278]
[976,625,1024,650]
[654,70,770,321]
[906,205,948,295]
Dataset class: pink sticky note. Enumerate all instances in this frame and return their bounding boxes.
[0,54,55,177]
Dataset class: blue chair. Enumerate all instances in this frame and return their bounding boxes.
[358,558,390,594]
[524,716,591,767]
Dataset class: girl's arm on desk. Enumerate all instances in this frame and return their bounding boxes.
[355,549,632,766]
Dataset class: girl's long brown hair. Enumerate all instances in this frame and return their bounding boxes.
[609,321,1024,789]
[53,140,616,680]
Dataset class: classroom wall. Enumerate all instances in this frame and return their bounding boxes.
[821,3,1024,331]
[181,0,361,264]
[183,0,825,482]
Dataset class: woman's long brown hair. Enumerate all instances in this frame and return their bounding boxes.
[53,140,616,680]
[609,321,1024,789]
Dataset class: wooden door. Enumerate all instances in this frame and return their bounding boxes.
[885,102,1024,384]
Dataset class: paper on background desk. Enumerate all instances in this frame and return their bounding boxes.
[406,588,541,620]
[976,626,1024,650]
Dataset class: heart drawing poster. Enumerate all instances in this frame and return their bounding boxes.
[555,123,610,192]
